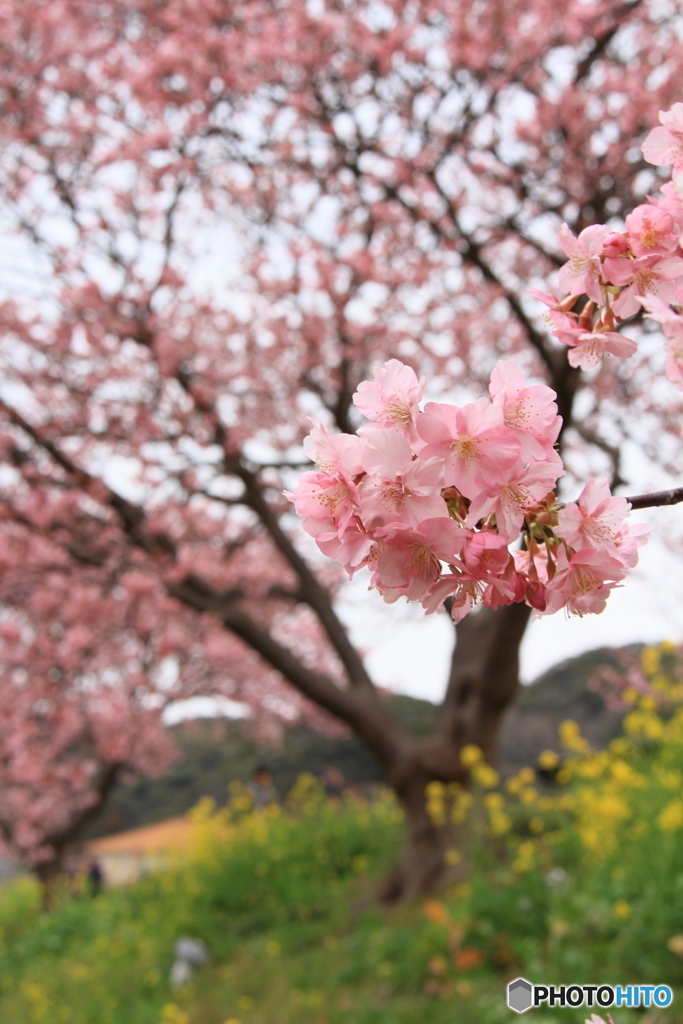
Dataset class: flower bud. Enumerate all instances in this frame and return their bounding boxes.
[601,232,630,257]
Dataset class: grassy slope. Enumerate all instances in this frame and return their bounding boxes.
[2,773,683,1024]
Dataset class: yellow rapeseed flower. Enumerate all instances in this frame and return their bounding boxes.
[538,750,559,770]
[658,801,683,831]
[471,762,499,789]
[488,812,512,835]
[613,899,632,920]
[642,645,660,676]
[460,744,483,767]
[559,719,590,753]
[159,1006,190,1024]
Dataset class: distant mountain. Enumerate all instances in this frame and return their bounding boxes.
[497,645,638,776]
[84,644,639,839]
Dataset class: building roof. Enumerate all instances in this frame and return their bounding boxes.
[85,816,194,856]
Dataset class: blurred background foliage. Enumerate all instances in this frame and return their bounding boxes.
[1,643,683,1023]
[85,646,632,838]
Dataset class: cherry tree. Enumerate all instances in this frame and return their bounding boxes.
[1,0,683,897]
[0,509,309,886]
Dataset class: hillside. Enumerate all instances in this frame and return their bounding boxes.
[85,645,636,839]
[4,720,683,1024]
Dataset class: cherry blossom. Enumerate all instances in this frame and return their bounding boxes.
[561,326,638,370]
[638,295,683,385]
[642,102,683,171]
[416,400,519,499]
[352,359,425,442]
[605,254,683,319]
[545,548,626,617]
[304,420,364,477]
[557,224,609,302]
[290,357,648,627]
[488,361,562,461]
[467,460,561,541]
[372,518,467,600]
[0,0,681,896]
[556,479,631,552]
[625,205,678,257]
[544,104,683,387]
[358,430,447,529]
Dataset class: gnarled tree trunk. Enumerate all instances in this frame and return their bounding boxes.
[376,601,532,901]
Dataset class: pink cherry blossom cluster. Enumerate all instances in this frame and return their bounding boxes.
[534,103,683,383]
[286,360,648,623]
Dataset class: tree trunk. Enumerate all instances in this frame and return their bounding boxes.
[35,852,66,911]
[378,771,465,902]
[378,602,532,901]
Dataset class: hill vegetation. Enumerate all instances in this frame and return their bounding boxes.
[3,643,683,1024]
[87,647,634,839]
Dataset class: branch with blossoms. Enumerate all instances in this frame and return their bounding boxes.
[286,104,683,628]
[286,360,649,624]
[534,102,683,382]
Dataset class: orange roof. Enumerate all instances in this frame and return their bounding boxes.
[85,816,194,856]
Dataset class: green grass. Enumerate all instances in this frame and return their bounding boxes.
[3,728,683,1024]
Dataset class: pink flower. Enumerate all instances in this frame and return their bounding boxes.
[601,232,630,258]
[625,205,678,257]
[488,360,561,461]
[303,515,375,577]
[530,289,589,347]
[483,573,526,610]
[650,181,683,235]
[665,336,683,387]
[462,531,511,579]
[421,574,481,623]
[353,359,425,440]
[285,470,358,528]
[556,479,630,552]
[357,430,446,529]
[604,254,683,319]
[544,547,626,617]
[613,522,650,569]
[557,223,609,302]
[556,324,638,370]
[303,419,364,477]
[639,295,683,387]
[416,398,519,499]
[372,518,468,600]
[642,103,683,171]
[467,460,562,541]
[420,533,520,620]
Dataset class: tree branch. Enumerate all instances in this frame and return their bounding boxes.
[44,761,123,852]
[167,577,404,770]
[624,486,683,510]
[234,462,379,693]
[1,401,406,763]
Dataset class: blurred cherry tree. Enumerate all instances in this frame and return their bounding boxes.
[0,0,682,895]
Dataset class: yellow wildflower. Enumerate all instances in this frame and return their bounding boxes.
[658,801,683,831]
[460,744,483,767]
[613,899,632,920]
